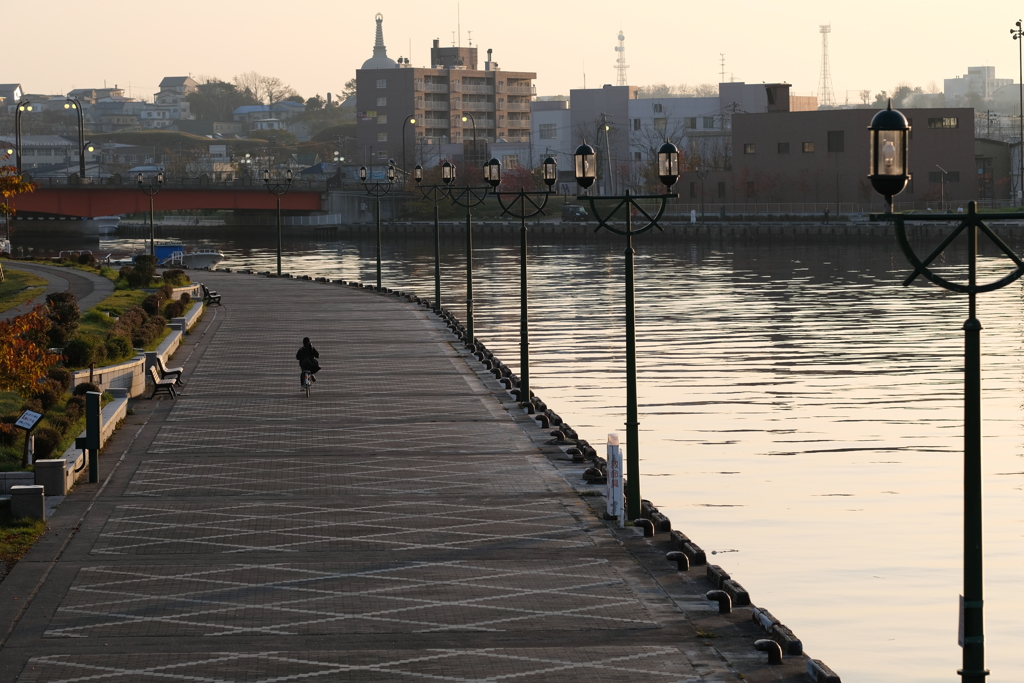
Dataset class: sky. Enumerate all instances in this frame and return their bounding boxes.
[5,1,1024,104]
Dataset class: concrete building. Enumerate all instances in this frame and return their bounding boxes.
[728,107,975,206]
[975,138,1013,202]
[355,13,535,176]
[139,76,197,129]
[945,66,1013,103]
[0,135,101,173]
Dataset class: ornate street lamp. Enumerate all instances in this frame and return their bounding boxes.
[63,98,88,179]
[401,114,417,187]
[1012,20,1024,205]
[870,104,1024,682]
[867,101,910,213]
[446,158,492,347]
[573,140,679,521]
[264,168,293,276]
[13,100,32,175]
[487,156,557,412]
[137,172,164,257]
[413,161,455,312]
[360,159,396,290]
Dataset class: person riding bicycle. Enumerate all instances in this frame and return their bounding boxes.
[296,337,321,385]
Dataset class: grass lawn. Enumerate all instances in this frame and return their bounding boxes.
[0,513,47,582]
[0,267,47,314]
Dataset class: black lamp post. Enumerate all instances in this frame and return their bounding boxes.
[137,172,165,257]
[360,160,396,290]
[936,165,949,211]
[402,114,417,187]
[263,168,293,277]
[870,103,1024,683]
[486,156,557,411]
[461,112,479,168]
[446,158,492,348]
[695,166,708,223]
[63,98,88,179]
[1012,20,1024,206]
[13,100,32,175]
[573,140,679,521]
[868,100,911,213]
[413,161,455,311]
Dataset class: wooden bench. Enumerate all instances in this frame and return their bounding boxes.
[201,283,222,306]
[156,355,184,386]
[148,366,177,399]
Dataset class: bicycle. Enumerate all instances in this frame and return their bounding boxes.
[301,369,313,397]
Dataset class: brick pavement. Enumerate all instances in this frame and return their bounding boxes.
[0,271,814,682]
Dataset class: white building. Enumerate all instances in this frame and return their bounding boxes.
[944,66,1014,102]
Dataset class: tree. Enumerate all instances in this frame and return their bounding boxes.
[0,307,54,396]
[233,71,297,105]
[342,78,357,101]
[1,152,37,233]
[305,95,325,111]
[285,95,305,104]
[187,79,259,121]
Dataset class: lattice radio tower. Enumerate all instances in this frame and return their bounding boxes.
[817,24,836,107]
[615,30,629,86]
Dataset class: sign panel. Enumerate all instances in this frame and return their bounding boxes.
[15,410,42,431]
[606,433,624,527]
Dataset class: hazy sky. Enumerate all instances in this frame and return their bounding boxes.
[6,1,1023,104]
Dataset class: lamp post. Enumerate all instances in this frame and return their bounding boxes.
[869,102,1024,683]
[360,160,396,290]
[695,166,709,222]
[13,100,32,175]
[936,165,949,211]
[263,168,293,277]
[413,161,455,311]
[461,112,479,169]
[63,98,88,179]
[137,172,164,257]
[867,100,911,214]
[402,114,417,187]
[573,141,679,521]
[446,158,492,348]
[1012,20,1024,205]
[485,156,557,411]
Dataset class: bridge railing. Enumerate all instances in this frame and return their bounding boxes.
[24,174,329,192]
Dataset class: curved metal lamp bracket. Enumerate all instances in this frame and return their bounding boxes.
[494,189,552,219]
[895,202,1024,294]
[449,185,490,209]
[416,184,452,203]
[578,191,676,237]
[362,181,394,198]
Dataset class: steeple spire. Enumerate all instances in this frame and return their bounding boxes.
[374,13,387,58]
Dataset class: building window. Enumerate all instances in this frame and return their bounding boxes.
[689,182,697,198]
[717,181,726,198]
[502,154,519,169]
[802,142,815,153]
[743,143,755,154]
[633,118,641,131]
[827,130,844,153]
[702,116,715,129]
[376,79,387,88]
[539,123,557,139]
[928,117,958,129]
[377,132,388,142]
[654,118,667,133]
[376,97,387,107]
[685,117,697,129]
[377,115,388,124]
[777,142,790,154]
[635,152,642,161]
[653,103,663,113]
[376,150,389,159]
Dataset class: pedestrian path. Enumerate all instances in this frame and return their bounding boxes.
[0,261,114,321]
[0,271,812,682]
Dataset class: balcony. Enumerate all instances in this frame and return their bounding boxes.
[505,85,536,96]
[423,102,450,111]
[423,116,450,126]
[462,85,495,95]
[420,83,449,93]
[460,102,495,112]
[506,102,531,112]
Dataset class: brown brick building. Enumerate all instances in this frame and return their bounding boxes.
[355,14,535,177]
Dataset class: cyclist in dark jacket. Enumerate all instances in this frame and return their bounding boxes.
[295,337,320,385]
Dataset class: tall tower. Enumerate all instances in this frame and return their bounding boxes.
[817,24,836,107]
[614,30,629,86]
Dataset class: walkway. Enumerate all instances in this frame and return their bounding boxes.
[0,261,114,321]
[0,272,812,682]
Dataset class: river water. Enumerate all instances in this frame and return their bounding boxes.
[55,223,1024,681]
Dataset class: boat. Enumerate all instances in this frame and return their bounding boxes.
[0,238,10,255]
[86,216,120,235]
[154,244,225,270]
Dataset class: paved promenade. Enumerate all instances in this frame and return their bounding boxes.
[0,271,813,682]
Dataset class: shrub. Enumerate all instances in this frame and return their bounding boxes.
[72,382,100,396]
[118,266,133,281]
[179,292,191,304]
[47,366,73,392]
[107,306,166,348]
[159,283,174,300]
[46,291,81,346]
[48,324,72,347]
[31,427,62,459]
[63,335,103,367]
[0,424,18,448]
[142,295,162,316]
[34,378,66,412]
[65,395,85,421]
[133,255,157,286]
[21,398,43,414]
[46,415,72,435]
[163,300,185,319]
[104,334,133,361]
[163,269,190,286]
[0,412,21,424]
[77,252,96,266]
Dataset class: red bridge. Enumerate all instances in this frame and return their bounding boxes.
[8,177,327,217]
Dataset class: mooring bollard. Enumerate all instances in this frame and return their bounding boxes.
[705,589,732,614]
[633,518,655,537]
[755,639,783,665]
[665,551,689,572]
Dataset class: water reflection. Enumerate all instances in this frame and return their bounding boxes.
[31,226,1024,682]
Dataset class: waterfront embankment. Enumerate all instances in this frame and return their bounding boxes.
[0,270,835,682]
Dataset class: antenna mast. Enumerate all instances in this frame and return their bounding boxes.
[719,54,726,83]
[817,24,836,107]
[614,30,629,86]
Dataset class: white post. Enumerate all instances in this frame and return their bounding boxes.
[690,209,697,224]
[607,433,624,528]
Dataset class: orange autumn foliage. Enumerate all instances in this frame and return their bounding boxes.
[0,307,54,395]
